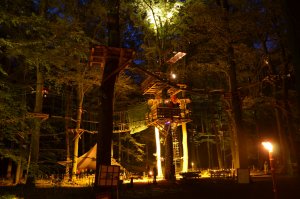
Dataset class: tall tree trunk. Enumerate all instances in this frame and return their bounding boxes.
[220,0,248,171]
[207,138,211,169]
[72,84,84,180]
[226,110,238,170]
[164,125,175,181]
[216,139,224,169]
[6,159,12,179]
[281,0,300,177]
[118,133,121,163]
[195,144,200,168]
[155,127,163,177]
[228,46,246,169]
[181,123,188,172]
[280,40,297,175]
[26,0,47,185]
[27,66,44,185]
[64,87,72,181]
[15,158,22,184]
[95,0,120,188]
[262,38,292,175]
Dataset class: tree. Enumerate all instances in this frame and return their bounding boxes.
[176,0,275,173]
[94,0,122,188]
[1,0,53,184]
[124,0,187,181]
[0,79,29,183]
[280,0,300,176]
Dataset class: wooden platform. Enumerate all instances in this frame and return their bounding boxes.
[27,112,49,120]
[89,45,135,67]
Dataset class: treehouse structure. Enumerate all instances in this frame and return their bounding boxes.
[67,45,136,179]
[89,45,138,134]
[141,72,192,175]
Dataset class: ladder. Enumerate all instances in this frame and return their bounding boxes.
[172,124,181,172]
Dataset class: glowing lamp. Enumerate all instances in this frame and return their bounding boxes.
[262,141,273,152]
[261,141,278,199]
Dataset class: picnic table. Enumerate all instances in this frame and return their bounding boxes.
[210,169,232,178]
[179,172,201,180]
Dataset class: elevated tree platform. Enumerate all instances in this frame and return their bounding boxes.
[27,112,49,120]
[141,73,170,95]
[146,98,192,132]
[141,72,188,97]
[89,45,135,67]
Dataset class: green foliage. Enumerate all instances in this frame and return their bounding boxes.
[0,0,298,174]
[0,81,29,162]
[121,133,145,165]
[124,0,187,71]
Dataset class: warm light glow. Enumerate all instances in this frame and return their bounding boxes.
[145,2,183,31]
[191,162,194,166]
[171,73,176,79]
[167,52,187,64]
[182,123,188,172]
[262,141,273,152]
[155,127,163,177]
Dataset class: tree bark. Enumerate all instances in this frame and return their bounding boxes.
[281,0,300,176]
[216,138,224,169]
[164,125,175,181]
[220,0,248,171]
[15,157,22,184]
[6,159,12,179]
[95,0,120,188]
[26,0,48,185]
[72,84,84,180]
[181,123,188,172]
[64,87,72,181]
[27,66,44,185]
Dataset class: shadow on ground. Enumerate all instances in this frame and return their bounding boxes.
[0,175,299,199]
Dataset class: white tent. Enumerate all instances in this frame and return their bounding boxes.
[58,144,123,171]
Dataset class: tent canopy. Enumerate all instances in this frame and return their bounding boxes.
[58,144,123,171]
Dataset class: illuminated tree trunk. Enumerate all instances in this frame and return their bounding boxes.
[262,37,293,175]
[15,158,22,184]
[118,133,121,163]
[6,159,12,179]
[219,0,248,171]
[207,138,211,169]
[216,139,224,169]
[227,111,238,170]
[72,84,84,180]
[227,46,247,170]
[155,127,163,177]
[64,88,72,181]
[181,123,188,172]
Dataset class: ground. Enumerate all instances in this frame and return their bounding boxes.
[1,174,300,199]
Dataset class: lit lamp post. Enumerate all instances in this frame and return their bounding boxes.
[191,162,194,171]
[262,141,278,199]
